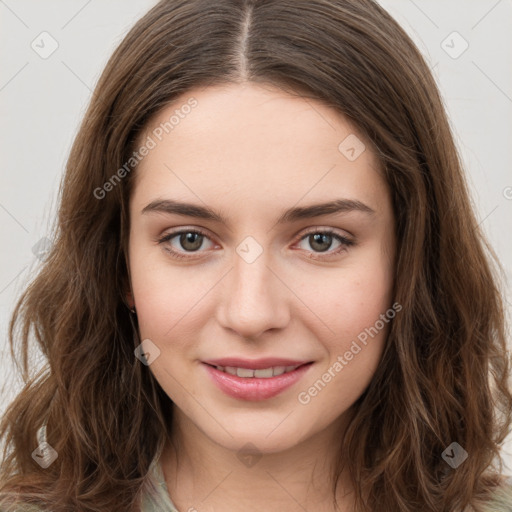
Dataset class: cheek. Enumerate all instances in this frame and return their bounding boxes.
[332,271,392,340]
[296,286,392,420]
[310,249,393,382]
[304,248,394,342]
[128,236,205,339]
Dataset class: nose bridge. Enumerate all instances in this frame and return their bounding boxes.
[218,235,289,338]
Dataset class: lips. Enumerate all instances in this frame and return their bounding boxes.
[202,357,311,369]
[208,364,302,378]
[202,359,314,401]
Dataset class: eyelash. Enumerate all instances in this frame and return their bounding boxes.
[156,227,355,261]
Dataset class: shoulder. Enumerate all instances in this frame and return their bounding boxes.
[139,471,512,512]
[0,504,44,512]
[0,460,178,512]
[4,475,512,512]
[140,455,180,512]
[479,475,512,512]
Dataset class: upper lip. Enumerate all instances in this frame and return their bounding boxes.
[202,358,313,369]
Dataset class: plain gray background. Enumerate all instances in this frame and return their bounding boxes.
[1,0,511,472]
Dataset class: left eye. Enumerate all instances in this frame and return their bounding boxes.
[157,229,214,258]
[296,230,354,257]
[157,228,354,260]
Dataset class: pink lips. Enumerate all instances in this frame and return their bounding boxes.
[202,359,314,401]
[203,357,311,369]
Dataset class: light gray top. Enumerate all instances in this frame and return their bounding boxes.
[140,454,179,511]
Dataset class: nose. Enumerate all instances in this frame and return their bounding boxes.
[216,248,290,340]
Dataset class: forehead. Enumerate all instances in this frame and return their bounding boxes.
[131,82,388,216]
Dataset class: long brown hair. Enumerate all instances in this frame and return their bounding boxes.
[1,0,510,510]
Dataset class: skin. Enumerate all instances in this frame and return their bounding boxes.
[126,82,396,512]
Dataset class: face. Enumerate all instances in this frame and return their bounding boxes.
[127,82,396,455]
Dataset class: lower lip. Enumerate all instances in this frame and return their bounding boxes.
[202,362,314,401]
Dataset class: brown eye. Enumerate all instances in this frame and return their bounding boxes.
[308,233,334,252]
[177,232,204,252]
[157,229,215,259]
[296,229,355,259]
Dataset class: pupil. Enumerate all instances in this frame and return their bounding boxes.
[181,232,203,251]
[310,233,331,252]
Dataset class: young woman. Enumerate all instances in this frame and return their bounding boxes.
[1,1,511,511]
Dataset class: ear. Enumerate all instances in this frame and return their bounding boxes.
[122,253,135,310]
[125,288,135,310]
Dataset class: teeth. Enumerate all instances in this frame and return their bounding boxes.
[254,368,273,378]
[215,365,301,378]
[237,367,256,378]
[272,366,286,376]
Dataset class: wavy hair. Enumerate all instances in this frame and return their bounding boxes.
[1,0,511,510]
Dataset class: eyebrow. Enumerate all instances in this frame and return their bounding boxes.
[141,198,375,225]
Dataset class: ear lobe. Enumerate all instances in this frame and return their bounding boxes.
[121,269,135,310]
[122,255,135,309]
[125,289,134,310]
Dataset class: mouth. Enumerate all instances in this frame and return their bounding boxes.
[202,361,314,401]
[203,362,309,378]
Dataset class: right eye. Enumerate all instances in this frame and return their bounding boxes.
[157,228,216,259]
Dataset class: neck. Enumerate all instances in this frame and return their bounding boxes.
[160,408,356,512]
